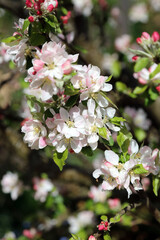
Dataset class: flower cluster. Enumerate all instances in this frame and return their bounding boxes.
[26,0,58,19]
[93,140,160,197]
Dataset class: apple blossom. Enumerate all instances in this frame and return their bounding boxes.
[129,3,148,23]
[114,34,131,53]
[21,119,47,150]
[88,184,108,202]
[71,0,93,16]
[1,172,23,200]
[33,177,54,202]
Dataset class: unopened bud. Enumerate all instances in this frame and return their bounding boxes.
[28,16,35,22]
[88,236,96,240]
[152,32,160,42]
[142,32,150,39]
[136,37,142,44]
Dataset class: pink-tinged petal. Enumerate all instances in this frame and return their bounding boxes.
[33,59,44,72]
[39,137,47,149]
[152,148,159,160]
[104,150,119,165]
[60,108,69,121]
[92,169,103,179]
[62,60,72,74]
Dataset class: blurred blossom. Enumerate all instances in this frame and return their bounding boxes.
[38,218,57,231]
[129,3,149,23]
[33,177,54,202]
[110,7,120,19]
[71,0,93,16]
[92,153,105,169]
[124,107,151,130]
[1,172,23,200]
[1,232,16,240]
[108,198,121,210]
[101,53,118,73]
[150,0,160,11]
[23,228,40,239]
[0,43,13,64]
[0,8,5,17]
[68,211,94,233]
[115,34,131,53]
[88,184,108,202]
[141,177,150,191]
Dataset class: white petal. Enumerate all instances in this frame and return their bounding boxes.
[104,150,119,165]
[60,108,69,121]
[101,83,113,92]
[129,139,139,154]
[92,169,103,179]
[97,94,108,107]
[106,107,116,119]
[87,98,95,116]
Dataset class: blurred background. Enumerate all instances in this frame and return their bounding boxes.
[0,0,160,239]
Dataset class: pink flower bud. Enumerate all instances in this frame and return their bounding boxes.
[28,16,35,22]
[136,37,142,44]
[26,0,33,8]
[47,4,54,12]
[61,11,71,24]
[98,224,105,231]
[13,32,23,37]
[156,85,160,92]
[142,32,150,39]
[132,56,138,61]
[88,236,96,240]
[152,32,160,42]
[23,230,34,239]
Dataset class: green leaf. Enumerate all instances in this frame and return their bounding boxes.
[81,146,93,156]
[134,57,149,72]
[117,127,132,153]
[106,75,112,82]
[150,64,160,79]
[101,215,108,221]
[30,33,46,46]
[64,83,79,96]
[133,85,148,95]
[152,175,160,196]
[104,232,112,240]
[99,127,108,139]
[111,61,121,78]
[134,128,146,142]
[133,164,148,174]
[148,87,159,101]
[116,82,127,92]
[69,234,82,240]
[22,19,30,31]
[53,149,68,171]
[65,94,79,108]
[110,214,121,224]
[2,36,19,43]
[110,117,126,126]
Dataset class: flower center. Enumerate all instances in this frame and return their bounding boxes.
[67,121,74,128]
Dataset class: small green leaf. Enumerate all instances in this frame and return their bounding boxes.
[112,61,121,78]
[53,149,68,171]
[110,214,121,224]
[64,83,79,96]
[134,128,146,142]
[133,164,148,175]
[150,64,160,79]
[106,75,112,82]
[152,175,160,196]
[65,94,79,108]
[22,19,30,31]
[148,87,159,101]
[116,82,127,92]
[101,215,108,221]
[133,85,148,95]
[134,57,149,72]
[117,127,132,153]
[110,117,126,126]
[104,232,112,240]
[2,36,19,43]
